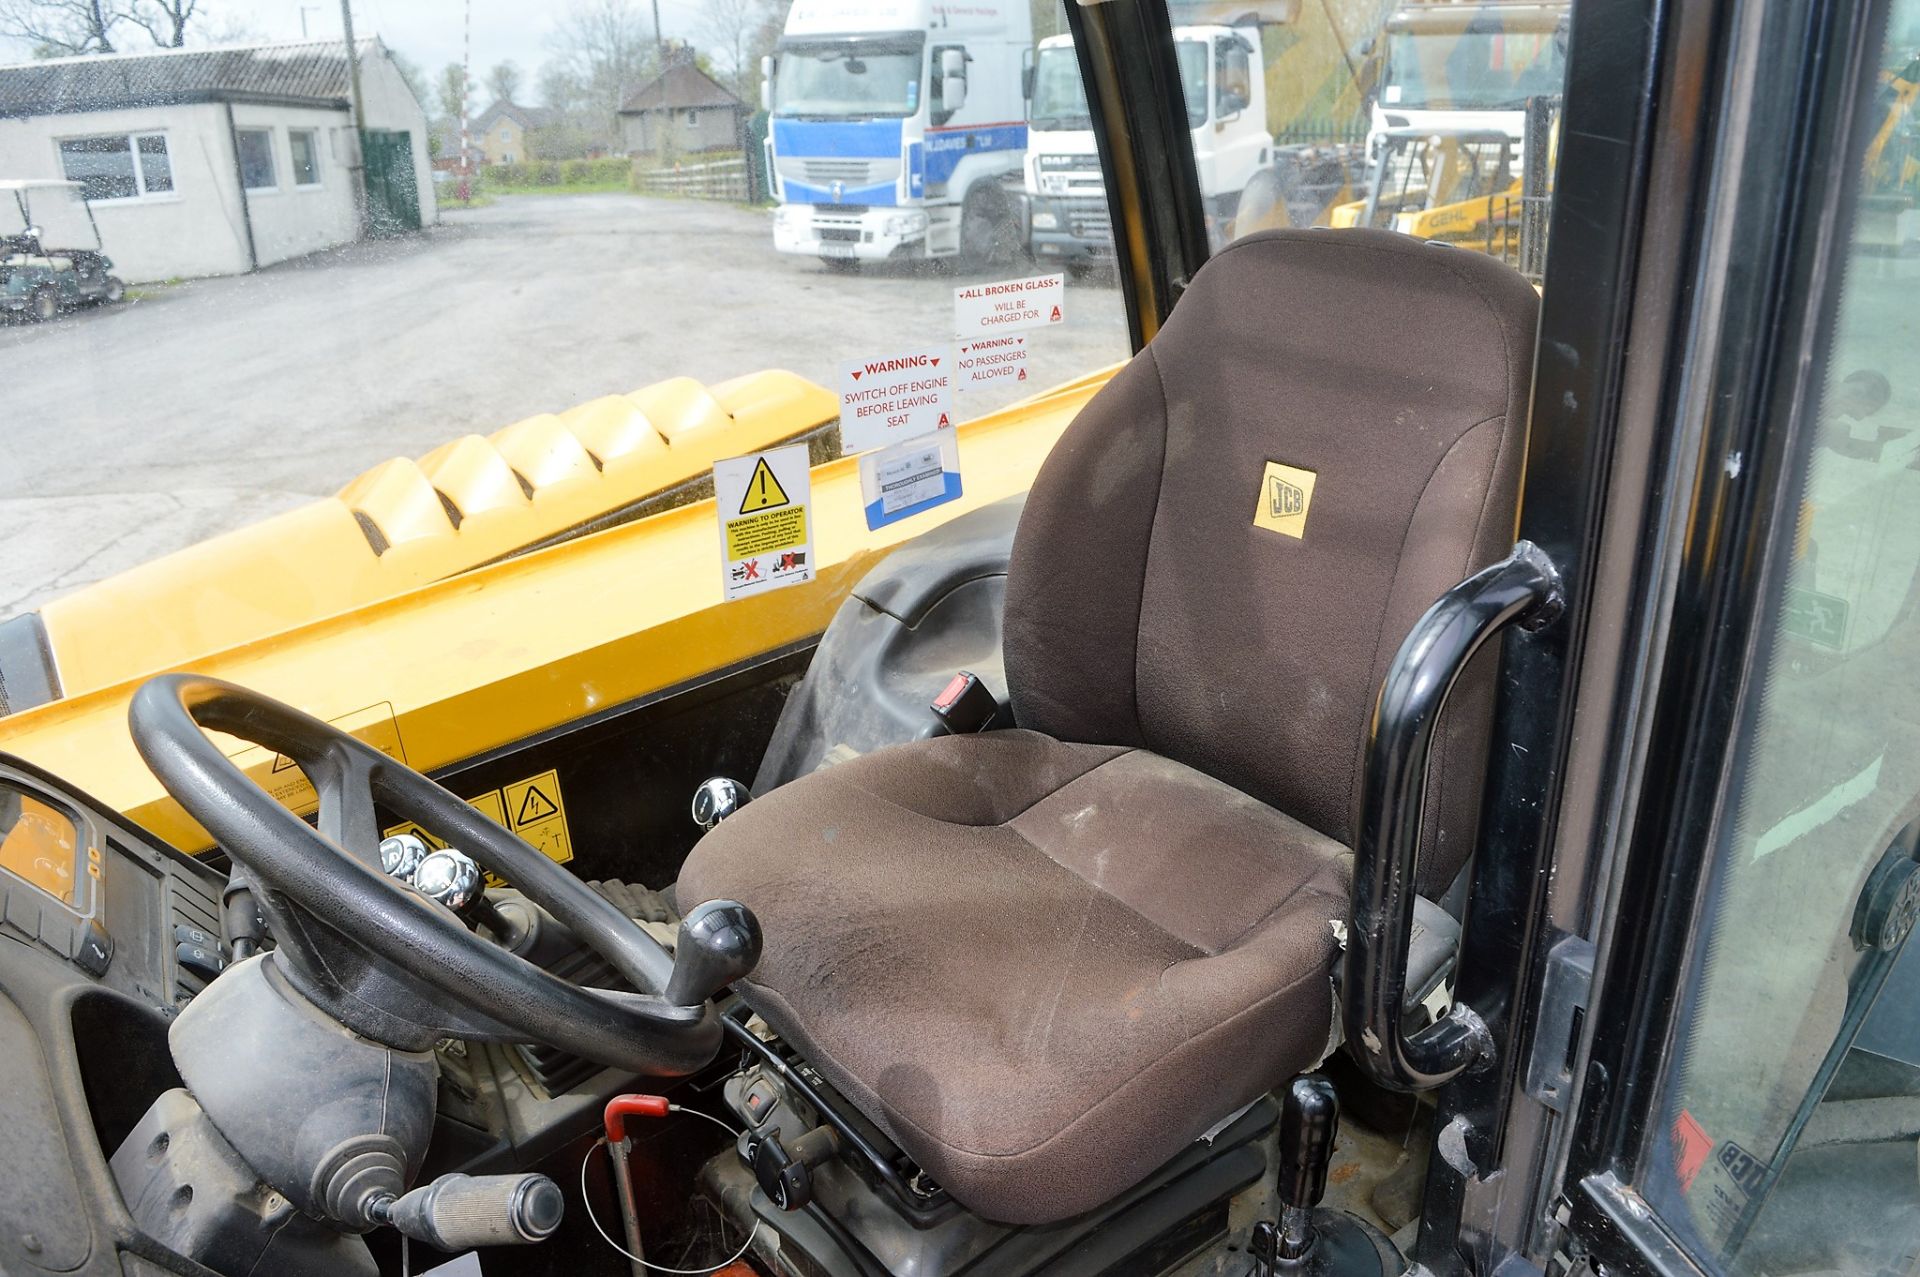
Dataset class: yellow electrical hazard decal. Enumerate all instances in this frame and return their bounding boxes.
[1253,461,1317,540]
[738,456,791,512]
[383,767,572,889]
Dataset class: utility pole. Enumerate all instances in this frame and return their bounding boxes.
[339,0,365,129]
[299,5,319,38]
[339,0,369,235]
[651,0,664,63]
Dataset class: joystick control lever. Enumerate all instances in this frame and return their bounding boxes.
[1247,1074,1399,1277]
[665,899,762,1006]
[370,1172,564,1250]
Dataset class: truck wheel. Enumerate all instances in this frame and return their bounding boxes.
[960,187,1020,270]
[29,288,58,322]
[1232,170,1293,241]
[103,276,126,303]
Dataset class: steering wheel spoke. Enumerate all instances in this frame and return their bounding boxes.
[314,746,383,867]
[127,674,738,1078]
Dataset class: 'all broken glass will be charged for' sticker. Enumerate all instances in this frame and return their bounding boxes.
[713,443,814,602]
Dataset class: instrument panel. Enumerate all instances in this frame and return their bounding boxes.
[0,755,228,1012]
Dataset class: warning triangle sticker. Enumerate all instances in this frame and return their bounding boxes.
[738,456,791,513]
[271,753,298,773]
[515,785,559,826]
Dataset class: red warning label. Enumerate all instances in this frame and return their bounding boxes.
[837,345,955,454]
[952,273,1066,335]
[956,335,1030,391]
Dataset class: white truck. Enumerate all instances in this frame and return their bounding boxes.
[762,0,1032,269]
[1368,3,1570,157]
[1024,25,1274,268]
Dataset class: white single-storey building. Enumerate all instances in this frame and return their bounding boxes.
[0,39,437,283]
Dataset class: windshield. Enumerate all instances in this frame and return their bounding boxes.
[1383,28,1567,111]
[12,188,96,249]
[1032,40,1210,132]
[773,39,922,119]
[1031,46,1091,130]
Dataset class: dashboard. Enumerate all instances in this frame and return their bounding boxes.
[0,754,228,1015]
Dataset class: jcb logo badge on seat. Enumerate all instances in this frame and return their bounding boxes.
[1253,461,1317,540]
[1269,476,1305,519]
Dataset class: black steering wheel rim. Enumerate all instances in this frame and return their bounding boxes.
[129,673,721,1077]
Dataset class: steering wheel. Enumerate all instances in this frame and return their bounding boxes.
[129,674,759,1077]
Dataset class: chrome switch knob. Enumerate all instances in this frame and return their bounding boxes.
[414,848,483,912]
[379,833,430,880]
[691,777,751,831]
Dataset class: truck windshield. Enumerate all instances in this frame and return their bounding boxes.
[1032,41,1208,131]
[1383,28,1566,111]
[1031,46,1091,130]
[773,40,923,119]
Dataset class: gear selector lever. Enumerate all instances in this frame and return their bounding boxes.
[665,899,762,1006]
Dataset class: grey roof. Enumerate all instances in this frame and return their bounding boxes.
[472,101,561,133]
[0,38,386,118]
[619,64,744,114]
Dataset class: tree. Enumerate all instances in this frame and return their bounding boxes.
[484,60,522,106]
[537,61,585,115]
[0,0,123,54]
[698,0,769,94]
[435,61,469,124]
[547,0,657,137]
[124,0,193,46]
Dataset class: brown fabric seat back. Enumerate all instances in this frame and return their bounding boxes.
[1004,229,1539,892]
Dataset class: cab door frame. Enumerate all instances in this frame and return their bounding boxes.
[1441,0,1898,1274]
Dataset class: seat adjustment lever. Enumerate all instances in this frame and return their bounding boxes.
[751,1124,841,1211]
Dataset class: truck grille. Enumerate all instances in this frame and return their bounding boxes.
[778,155,900,191]
[803,158,878,184]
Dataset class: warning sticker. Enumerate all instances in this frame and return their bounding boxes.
[382,768,572,890]
[1252,461,1318,540]
[955,335,1029,392]
[953,273,1064,337]
[860,433,962,529]
[837,346,954,455]
[713,443,815,602]
[226,701,406,816]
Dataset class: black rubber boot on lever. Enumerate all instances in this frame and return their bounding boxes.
[1248,1075,1401,1277]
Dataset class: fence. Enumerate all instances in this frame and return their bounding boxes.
[636,157,750,202]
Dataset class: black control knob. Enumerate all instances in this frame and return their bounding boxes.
[751,1125,840,1211]
[664,899,762,1006]
[1277,1074,1339,1212]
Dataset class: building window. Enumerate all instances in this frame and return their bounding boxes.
[235,128,276,191]
[57,132,173,202]
[685,109,698,126]
[289,129,321,186]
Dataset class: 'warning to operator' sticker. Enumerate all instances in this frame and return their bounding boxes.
[837,345,953,455]
[713,444,814,602]
[953,273,1064,336]
[383,767,572,889]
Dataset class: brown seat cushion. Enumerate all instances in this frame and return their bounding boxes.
[678,730,1352,1225]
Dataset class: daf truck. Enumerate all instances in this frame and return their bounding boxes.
[1025,26,1274,268]
[762,0,1032,269]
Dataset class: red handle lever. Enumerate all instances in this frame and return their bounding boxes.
[604,1093,670,1143]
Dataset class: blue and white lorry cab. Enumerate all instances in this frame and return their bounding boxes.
[761,0,1032,268]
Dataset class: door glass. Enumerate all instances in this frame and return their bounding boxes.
[1639,12,1920,1273]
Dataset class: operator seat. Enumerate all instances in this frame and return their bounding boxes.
[680,228,1539,1226]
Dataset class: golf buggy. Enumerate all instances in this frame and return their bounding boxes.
[0,0,1913,1276]
[1,179,125,322]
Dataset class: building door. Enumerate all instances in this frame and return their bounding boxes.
[361,129,421,236]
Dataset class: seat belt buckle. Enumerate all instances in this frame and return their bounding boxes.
[930,671,999,735]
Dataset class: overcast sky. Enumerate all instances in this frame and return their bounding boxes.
[2,0,726,88]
